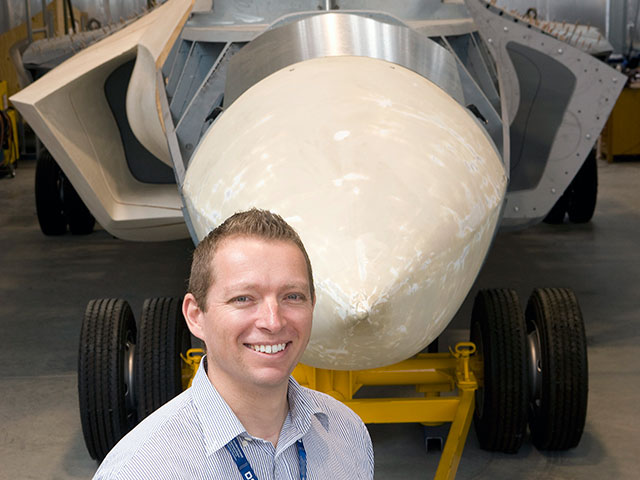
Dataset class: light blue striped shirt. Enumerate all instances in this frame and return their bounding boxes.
[94,359,374,479]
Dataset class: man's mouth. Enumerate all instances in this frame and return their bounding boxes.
[244,342,290,354]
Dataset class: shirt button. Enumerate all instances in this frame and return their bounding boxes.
[241,439,249,447]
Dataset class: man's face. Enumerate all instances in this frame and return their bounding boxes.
[191,236,314,391]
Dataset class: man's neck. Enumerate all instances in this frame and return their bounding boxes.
[207,368,289,447]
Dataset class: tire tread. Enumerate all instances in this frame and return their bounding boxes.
[526,287,588,450]
[471,289,528,453]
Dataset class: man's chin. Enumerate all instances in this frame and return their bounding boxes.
[248,367,295,390]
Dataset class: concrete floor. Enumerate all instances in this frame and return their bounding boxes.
[1,157,638,479]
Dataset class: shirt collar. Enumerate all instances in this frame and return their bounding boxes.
[287,376,329,435]
[191,358,247,455]
[190,357,329,456]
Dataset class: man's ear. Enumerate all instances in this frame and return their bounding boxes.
[183,293,206,341]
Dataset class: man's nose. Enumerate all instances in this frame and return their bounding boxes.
[255,297,285,332]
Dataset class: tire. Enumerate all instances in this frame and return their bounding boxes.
[63,176,95,235]
[470,289,528,453]
[567,150,598,223]
[543,192,568,224]
[136,297,191,421]
[525,288,588,450]
[78,299,138,461]
[34,150,66,235]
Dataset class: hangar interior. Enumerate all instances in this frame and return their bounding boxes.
[1,0,640,479]
[2,146,639,479]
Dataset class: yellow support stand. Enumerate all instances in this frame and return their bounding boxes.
[1,80,20,175]
[293,342,479,480]
[181,342,480,480]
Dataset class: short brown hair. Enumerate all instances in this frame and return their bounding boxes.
[188,208,315,311]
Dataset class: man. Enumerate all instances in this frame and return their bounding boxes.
[94,209,374,479]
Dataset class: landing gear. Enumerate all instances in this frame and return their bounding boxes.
[34,150,95,236]
[472,287,588,453]
[78,297,191,461]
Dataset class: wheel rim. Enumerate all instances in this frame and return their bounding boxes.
[123,330,137,425]
[527,325,542,409]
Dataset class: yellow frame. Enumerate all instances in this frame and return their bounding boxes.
[181,342,480,480]
[1,80,20,169]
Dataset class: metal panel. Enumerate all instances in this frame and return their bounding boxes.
[466,0,626,229]
[224,12,464,108]
[156,69,201,245]
[175,42,244,166]
[165,40,193,100]
[169,41,226,124]
[507,42,576,191]
[440,35,504,159]
[185,0,472,29]
[446,33,501,113]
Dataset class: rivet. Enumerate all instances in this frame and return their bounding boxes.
[551,188,557,194]
[503,26,509,32]
[514,206,519,212]
[488,38,493,44]
[586,133,592,139]
[613,77,618,83]
[557,48,563,54]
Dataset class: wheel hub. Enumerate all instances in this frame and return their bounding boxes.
[527,327,542,407]
[123,336,137,418]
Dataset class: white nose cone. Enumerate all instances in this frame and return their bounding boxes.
[183,56,506,370]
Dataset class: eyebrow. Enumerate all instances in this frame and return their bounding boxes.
[222,282,258,296]
[281,283,311,293]
[222,282,310,296]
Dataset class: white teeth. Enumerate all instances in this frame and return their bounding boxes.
[249,343,287,354]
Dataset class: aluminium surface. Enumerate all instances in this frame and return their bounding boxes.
[159,8,503,244]
[172,42,242,170]
[162,10,493,179]
[183,0,471,33]
[161,0,624,234]
[439,34,504,158]
[467,0,626,229]
[222,12,464,109]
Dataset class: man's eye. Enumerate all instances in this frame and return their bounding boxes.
[232,296,250,303]
[286,293,305,301]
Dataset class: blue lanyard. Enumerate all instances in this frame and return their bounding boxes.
[225,437,307,480]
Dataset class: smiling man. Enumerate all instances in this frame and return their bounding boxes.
[93,209,374,479]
